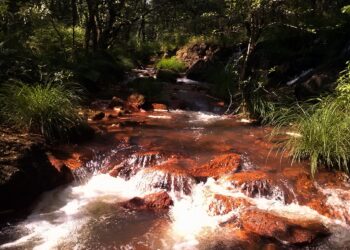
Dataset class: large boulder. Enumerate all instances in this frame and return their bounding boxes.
[0,128,73,214]
[176,42,219,67]
[240,209,330,245]
[186,59,213,81]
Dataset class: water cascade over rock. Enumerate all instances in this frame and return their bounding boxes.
[2,110,350,249]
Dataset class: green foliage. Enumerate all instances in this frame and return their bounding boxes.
[269,63,350,176]
[0,81,84,142]
[156,57,186,72]
[336,62,350,102]
[281,98,350,177]
[75,52,125,90]
[342,5,350,14]
[28,24,85,65]
[128,78,163,100]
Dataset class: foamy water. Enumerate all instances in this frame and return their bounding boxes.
[2,172,350,249]
[2,110,350,249]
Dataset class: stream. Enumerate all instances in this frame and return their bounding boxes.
[1,79,350,249]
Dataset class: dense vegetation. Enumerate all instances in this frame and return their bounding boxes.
[0,0,349,174]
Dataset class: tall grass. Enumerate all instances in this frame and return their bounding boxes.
[268,63,350,176]
[156,57,186,72]
[0,81,83,142]
[279,98,350,176]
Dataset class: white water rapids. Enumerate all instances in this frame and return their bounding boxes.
[1,111,350,249]
[1,171,350,249]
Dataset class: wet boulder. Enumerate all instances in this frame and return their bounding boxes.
[209,194,252,216]
[224,171,295,204]
[0,129,73,214]
[108,151,163,179]
[121,191,173,211]
[240,209,330,245]
[124,93,145,113]
[140,159,196,195]
[191,153,241,181]
[186,59,212,81]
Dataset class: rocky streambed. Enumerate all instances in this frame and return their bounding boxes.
[1,105,350,249]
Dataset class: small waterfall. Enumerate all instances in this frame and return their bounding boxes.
[132,169,196,197]
[115,152,164,179]
[2,168,350,249]
[286,69,313,86]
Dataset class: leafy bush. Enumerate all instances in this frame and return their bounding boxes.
[28,24,85,65]
[156,57,186,72]
[0,81,84,142]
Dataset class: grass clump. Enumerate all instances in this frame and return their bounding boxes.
[269,63,350,176]
[282,99,350,176]
[0,81,84,142]
[156,57,186,72]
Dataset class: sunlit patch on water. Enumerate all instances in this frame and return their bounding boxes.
[148,115,172,119]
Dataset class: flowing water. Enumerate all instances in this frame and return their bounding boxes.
[1,110,350,249]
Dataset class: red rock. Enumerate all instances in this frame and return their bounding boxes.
[240,209,329,245]
[121,191,173,210]
[48,153,82,171]
[109,151,163,179]
[152,103,168,111]
[191,153,240,179]
[143,159,196,194]
[225,171,269,184]
[209,194,252,215]
[224,171,295,204]
[125,93,145,113]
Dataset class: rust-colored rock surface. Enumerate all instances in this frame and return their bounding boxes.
[121,191,173,210]
[209,194,252,215]
[240,209,329,245]
[152,103,168,111]
[191,153,240,179]
[143,159,196,194]
[125,93,145,113]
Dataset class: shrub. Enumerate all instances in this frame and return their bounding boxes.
[28,24,85,65]
[156,57,186,72]
[0,81,84,142]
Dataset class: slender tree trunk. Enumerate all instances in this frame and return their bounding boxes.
[85,0,98,52]
[71,0,77,58]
